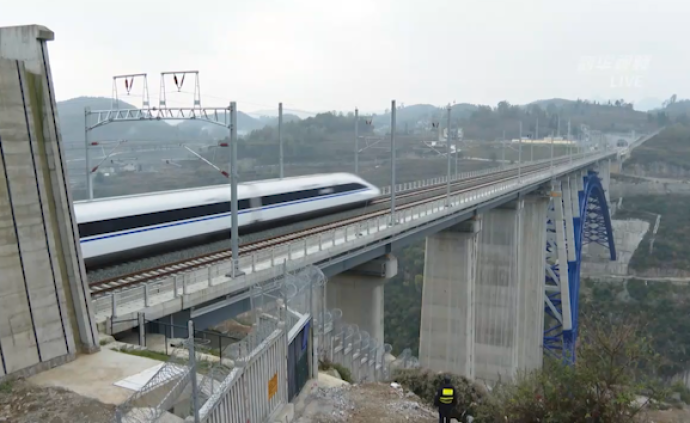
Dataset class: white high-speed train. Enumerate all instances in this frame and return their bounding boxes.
[76,173,380,269]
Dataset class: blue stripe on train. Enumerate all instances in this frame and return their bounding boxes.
[80,188,372,244]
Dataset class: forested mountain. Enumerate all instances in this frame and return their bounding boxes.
[366,98,656,140]
[58,96,664,152]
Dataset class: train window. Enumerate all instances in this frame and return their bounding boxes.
[78,182,368,238]
[260,183,367,207]
[79,198,252,238]
[332,183,366,193]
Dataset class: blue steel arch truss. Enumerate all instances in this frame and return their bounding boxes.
[543,169,617,362]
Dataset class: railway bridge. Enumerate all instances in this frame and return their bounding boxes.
[87,147,628,382]
[0,23,651,386]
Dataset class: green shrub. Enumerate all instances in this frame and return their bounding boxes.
[331,363,352,384]
[318,358,353,383]
[0,380,13,394]
[472,314,669,423]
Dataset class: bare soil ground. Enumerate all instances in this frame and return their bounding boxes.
[0,379,114,423]
[295,382,438,423]
[645,407,690,423]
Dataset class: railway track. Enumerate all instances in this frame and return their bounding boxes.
[89,159,569,296]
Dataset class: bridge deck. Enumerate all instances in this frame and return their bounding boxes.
[95,151,617,333]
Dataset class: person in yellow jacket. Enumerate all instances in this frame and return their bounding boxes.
[433,375,458,423]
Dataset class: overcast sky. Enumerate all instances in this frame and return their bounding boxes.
[3,0,687,113]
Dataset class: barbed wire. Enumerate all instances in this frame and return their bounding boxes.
[114,338,195,423]
[112,264,421,422]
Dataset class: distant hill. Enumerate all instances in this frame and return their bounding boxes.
[532,97,665,113]
[372,104,436,127]
[372,103,479,130]
[451,103,480,118]
[364,98,654,139]
[57,96,264,148]
[663,100,690,116]
[248,109,316,120]
[57,96,661,149]
[255,113,302,126]
[528,98,575,108]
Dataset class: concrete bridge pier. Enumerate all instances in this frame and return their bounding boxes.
[419,217,482,379]
[474,197,548,383]
[516,196,549,372]
[473,201,524,383]
[419,195,548,384]
[327,254,398,344]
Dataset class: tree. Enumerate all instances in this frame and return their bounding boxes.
[475,313,668,423]
[662,94,678,108]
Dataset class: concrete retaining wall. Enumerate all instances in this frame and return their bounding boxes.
[581,219,650,277]
[0,25,98,380]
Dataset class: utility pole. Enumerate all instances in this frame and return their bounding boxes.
[278,102,284,178]
[518,123,522,184]
[390,100,397,225]
[446,105,452,207]
[568,120,572,163]
[354,108,359,174]
[84,108,93,200]
[502,129,506,165]
[531,117,536,162]
[229,102,240,277]
[550,134,554,173]
[557,115,561,138]
[454,124,460,179]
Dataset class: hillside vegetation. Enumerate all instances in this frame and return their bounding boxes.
[616,196,690,274]
[625,124,690,174]
[59,96,661,152]
[581,278,690,379]
[371,98,658,141]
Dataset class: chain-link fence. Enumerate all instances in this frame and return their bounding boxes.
[120,318,240,365]
[278,265,420,384]
[113,321,233,423]
[111,264,421,422]
[315,306,420,383]
[234,264,421,385]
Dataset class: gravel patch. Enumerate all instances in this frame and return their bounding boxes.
[308,385,356,422]
[0,379,114,423]
[296,383,437,423]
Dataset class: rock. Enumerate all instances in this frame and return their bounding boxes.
[209,319,253,338]
[98,333,115,346]
[318,372,350,388]
[324,367,342,380]
[405,390,421,400]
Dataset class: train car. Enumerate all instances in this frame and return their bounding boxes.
[76,173,380,269]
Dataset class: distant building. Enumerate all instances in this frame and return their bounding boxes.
[511,137,577,145]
